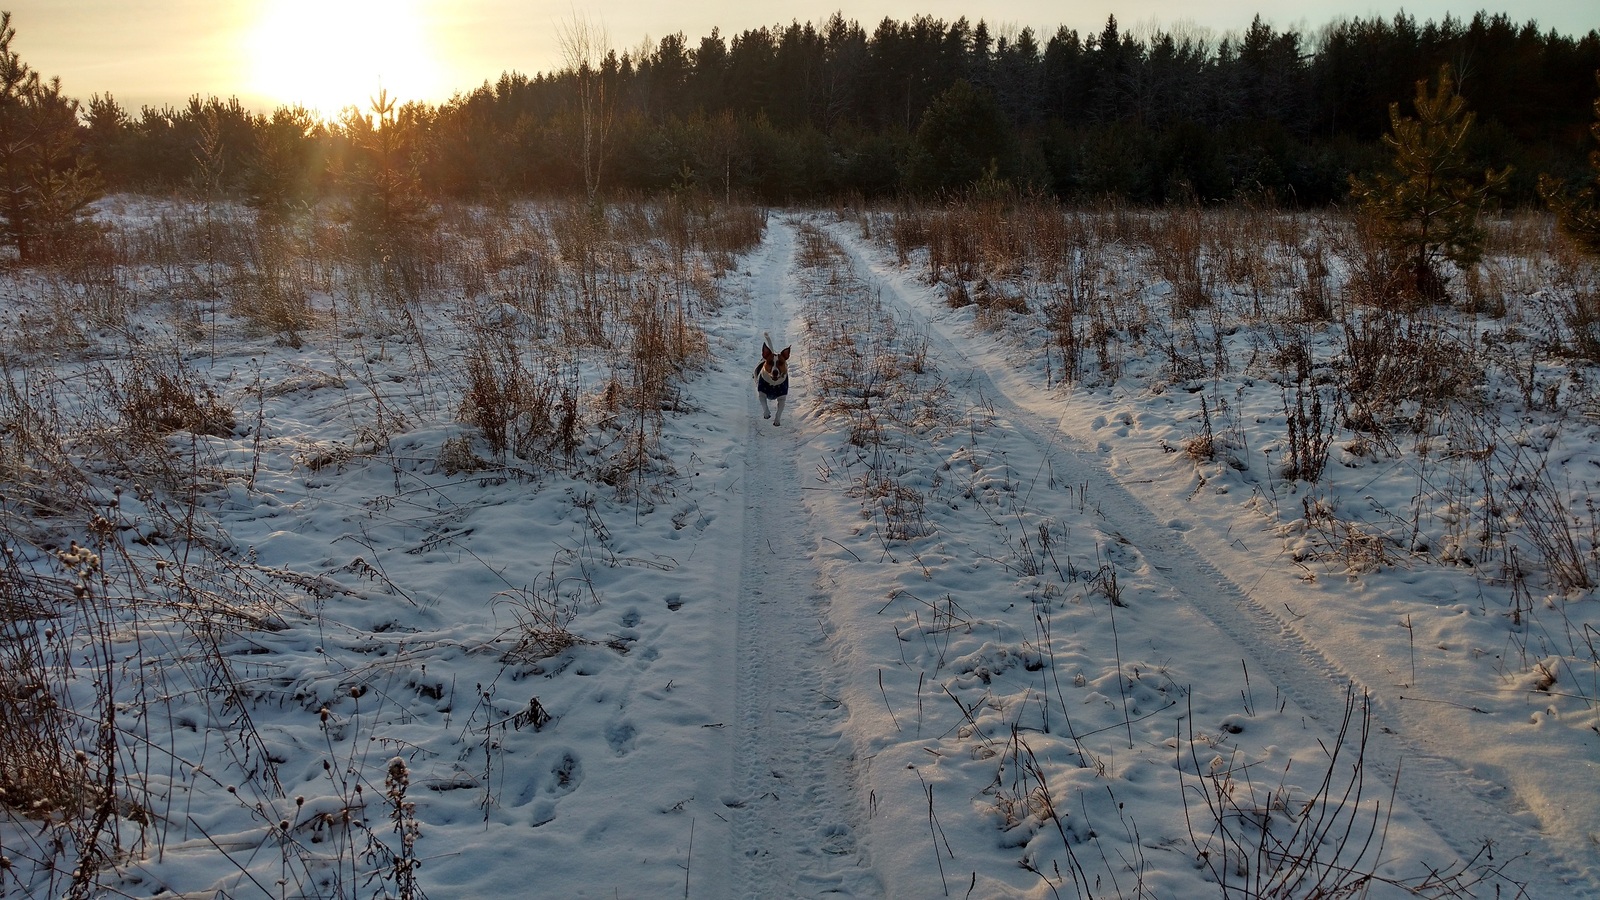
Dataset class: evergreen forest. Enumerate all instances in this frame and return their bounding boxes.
[11,9,1600,226]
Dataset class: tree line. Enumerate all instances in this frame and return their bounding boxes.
[2,7,1600,261]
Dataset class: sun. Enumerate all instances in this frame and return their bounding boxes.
[249,0,445,118]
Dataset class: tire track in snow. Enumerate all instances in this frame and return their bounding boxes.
[728,217,878,899]
[826,222,1598,898]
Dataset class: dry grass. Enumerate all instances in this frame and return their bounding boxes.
[874,198,1600,602]
[1178,689,1506,898]
[118,355,237,438]
[459,322,582,464]
[799,219,949,543]
[0,190,763,894]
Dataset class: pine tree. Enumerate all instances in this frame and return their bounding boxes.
[907,79,1017,195]
[342,88,433,253]
[247,106,318,217]
[1348,65,1510,302]
[83,93,130,189]
[1538,73,1600,257]
[0,13,100,263]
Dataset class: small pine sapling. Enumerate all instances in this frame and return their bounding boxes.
[1348,65,1511,304]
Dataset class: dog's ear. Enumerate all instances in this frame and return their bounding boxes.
[778,346,791,363]
[762,344,774,362]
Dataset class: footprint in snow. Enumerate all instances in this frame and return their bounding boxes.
[507,782,556,827]
[517,748,583,801]
[507,749,581,818]
[528,800,557,828]
[606,720,637,756]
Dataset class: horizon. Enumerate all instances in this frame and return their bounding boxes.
[7,1,1597,118]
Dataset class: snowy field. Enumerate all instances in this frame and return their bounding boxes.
[0,198,1595,898]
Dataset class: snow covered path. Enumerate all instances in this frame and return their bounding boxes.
[820,219,1600,897]
[724,218,879,897]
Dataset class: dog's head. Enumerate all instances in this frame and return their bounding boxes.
[762,343,791,378]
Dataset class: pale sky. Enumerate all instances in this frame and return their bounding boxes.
[7,0,1595,116]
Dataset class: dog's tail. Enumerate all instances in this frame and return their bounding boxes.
[762,331,774,352]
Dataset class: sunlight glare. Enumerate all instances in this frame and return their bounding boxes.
[250,0,444,118]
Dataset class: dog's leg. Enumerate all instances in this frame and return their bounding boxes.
[772,396,785,426]
[760,394,771,419]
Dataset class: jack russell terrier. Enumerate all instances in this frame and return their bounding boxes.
[753,332,790,426]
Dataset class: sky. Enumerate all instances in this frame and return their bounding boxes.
[7,0,1596,116]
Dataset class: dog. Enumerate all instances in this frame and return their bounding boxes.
[753,332,790,426]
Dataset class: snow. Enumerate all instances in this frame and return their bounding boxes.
[0,201,1596,898]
